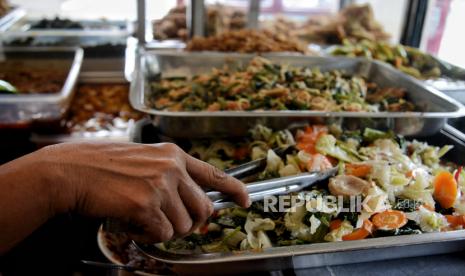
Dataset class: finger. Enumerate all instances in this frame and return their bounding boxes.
[178,173,214,231]
[161,193,193,237]
[130,208,174,244]
[185,155,250,208]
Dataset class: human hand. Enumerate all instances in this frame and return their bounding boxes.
[43,142,250,243]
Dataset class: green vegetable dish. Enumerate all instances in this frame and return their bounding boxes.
[148,57,416,112]
[161,124,465,254]
[331,39,442,79]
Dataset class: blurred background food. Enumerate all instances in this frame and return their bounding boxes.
[64,83,143,133]
[331,39,442,79]
[30,16,83,29]
[153,4,246,41]
[0,64,65,94]
[186,29,309,53]
[262,4,390,45]
[0,0,10,16]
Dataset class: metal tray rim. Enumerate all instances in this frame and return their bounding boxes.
[0,46,84,103]
[0,7,26,32]
[134,229,465,265]
[3,18,133,37]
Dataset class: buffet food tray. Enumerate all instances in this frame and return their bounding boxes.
[0,6,25,32]
[96,122,465,275]
[0,47,83,127]
[424,57,465,104]
[130,51,465,138]
[2,18,133,37]
[30,75,137,145]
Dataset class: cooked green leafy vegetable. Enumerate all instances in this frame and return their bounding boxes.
[149,57,416,112]
[331,39,441,79]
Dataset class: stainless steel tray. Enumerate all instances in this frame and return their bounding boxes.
[0,47,83,126]
[0,7,26,32]
[3,18,133,37]
[130,51,465,138]
[30,75,136,145]
[130,124,465,275]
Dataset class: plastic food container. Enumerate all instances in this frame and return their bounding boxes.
[0,47,83,128]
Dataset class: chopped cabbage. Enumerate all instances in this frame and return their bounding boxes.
[223,228,247,248]
[284,204,313,241]
[315,134,358,162]
[244,213,275,249]
[406,206,447,232]
[400,170,435,207]
[264,149,284,173]
[279,164,301,177]
[251,146,267,160]
[324,221,354,242]
[309,215,321,235]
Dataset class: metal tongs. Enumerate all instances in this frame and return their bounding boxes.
[208,151,338,210]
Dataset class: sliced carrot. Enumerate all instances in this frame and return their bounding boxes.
[445,215,465,228]
[394,57,403,68]
[406,170,414,178]
[372,210,407,230]
[296,125,328,154]
[342,220,373,241]
[234,146,249,160]
[329,219,342,231]
[433,171,458,209]
[345,163,372,178]
[199,224,209,235]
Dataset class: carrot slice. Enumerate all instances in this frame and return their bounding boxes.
[342,220,373,241]
[199,224,209,234]
[345,163,372,178]
[234,146,249,160]
[329,219,342,231]
[433,171,458,209]
[445,215,465,228]
[372,210,407,230]
[296,125,328,154]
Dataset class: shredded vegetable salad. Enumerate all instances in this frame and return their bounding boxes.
[149,57,416,112]
[161,125,465,253]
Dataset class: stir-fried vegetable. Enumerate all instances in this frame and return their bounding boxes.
[331,39,441,79]
[149,57,416,112]
[162,124,459,253]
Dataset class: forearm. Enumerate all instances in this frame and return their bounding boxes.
[0,148,68,255]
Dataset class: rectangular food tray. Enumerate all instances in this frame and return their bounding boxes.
[130,51,465,138]
[132,123,465,275]
[0,47,83,127]
[0,7,26,32]
[30,74,134,145]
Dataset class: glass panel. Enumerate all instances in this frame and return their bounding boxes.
[421,0,465,68]
[354,0,408,43]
